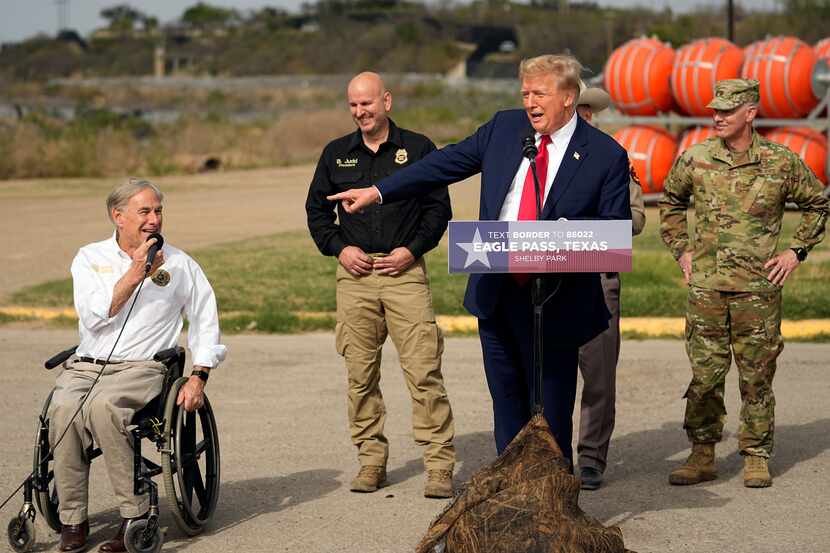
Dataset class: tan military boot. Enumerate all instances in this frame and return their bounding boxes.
[669,443,717,485]
[424,469,454,499]
[743,455,772,488]
[350,465,387,492]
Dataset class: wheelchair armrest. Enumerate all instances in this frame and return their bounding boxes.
[45,346,78,370]
[153,347,182,363]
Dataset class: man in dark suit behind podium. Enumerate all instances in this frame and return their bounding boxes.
[328,54,631,466]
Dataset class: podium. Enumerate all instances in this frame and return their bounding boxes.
[448,218,633,414]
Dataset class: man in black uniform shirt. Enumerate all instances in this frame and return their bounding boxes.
[306,72,455,498]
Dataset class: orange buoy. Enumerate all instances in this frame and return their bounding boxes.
[672,38,744,115]
[605,37,675,116]
[613,126,678,193]
[741,36,819,118]
[766,127,828,185]
[676,126,716,159]
[815,37,830,60]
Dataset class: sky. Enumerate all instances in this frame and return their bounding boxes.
[0,0,781,43]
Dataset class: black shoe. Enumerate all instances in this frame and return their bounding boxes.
[580,466,603,490]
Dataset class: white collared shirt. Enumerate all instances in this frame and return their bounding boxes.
[71,234,227,368]
[499,111,578,221]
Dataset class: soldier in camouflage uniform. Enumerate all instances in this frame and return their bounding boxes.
[660,79,828,488]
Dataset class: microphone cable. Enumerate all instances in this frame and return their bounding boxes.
[0,275,149,514]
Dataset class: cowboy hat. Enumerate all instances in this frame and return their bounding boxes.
[577,81,611,113]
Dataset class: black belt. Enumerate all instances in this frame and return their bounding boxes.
[76,357,125,366]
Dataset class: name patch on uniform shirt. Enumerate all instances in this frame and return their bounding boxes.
[394,149,408,165]
[336,158,358,168]
[91,264,113,273]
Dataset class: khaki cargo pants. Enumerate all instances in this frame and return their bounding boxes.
[48,360,166,525]
[683,286,784,457]
[335,257,455,471]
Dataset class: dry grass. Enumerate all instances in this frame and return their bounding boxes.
[0,108,355,178]
[0,77,515,179]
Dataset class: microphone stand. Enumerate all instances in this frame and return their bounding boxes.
[528,153,558,416]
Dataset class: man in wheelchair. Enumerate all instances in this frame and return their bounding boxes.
[48,178,226,553]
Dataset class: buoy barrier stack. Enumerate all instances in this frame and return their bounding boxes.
[603,35,829,118]
[599,35,830,194]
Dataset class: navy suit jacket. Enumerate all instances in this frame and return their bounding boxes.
[377,109,632,347]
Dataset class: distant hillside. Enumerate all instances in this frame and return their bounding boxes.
[1,0,828,80]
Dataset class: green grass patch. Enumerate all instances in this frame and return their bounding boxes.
[621,330,683,340]
[6,209,830,333]
[9,279,74,307]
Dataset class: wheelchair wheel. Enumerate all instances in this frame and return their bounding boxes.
[161,377,220,536]
[33,390,62,533]
[123,519,162,553]
[6,516,35,553]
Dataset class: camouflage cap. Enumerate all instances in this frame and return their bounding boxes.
[706,78,760,110]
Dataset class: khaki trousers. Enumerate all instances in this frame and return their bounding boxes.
[48,360,166,524]
[335,258,455,471]
[577,273,621,472]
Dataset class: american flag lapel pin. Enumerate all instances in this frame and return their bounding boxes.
[573,151,580,160]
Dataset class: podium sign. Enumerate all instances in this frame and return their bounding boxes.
[448,220,632,274]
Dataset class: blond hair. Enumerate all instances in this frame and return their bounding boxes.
[106,177,164,223]
[519,54,582,94]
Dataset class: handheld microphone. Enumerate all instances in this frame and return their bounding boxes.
[145,233,164,273]
[521,135,538,160]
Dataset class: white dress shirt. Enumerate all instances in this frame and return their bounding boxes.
[71,234,227,367]
[498,111,578,221]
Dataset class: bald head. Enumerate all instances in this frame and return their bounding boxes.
[347,72,392,142]
[348,72,386,97]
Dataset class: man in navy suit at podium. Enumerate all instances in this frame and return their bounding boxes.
[328,54,631,466]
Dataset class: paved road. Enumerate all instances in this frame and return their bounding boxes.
[1,329,828,553]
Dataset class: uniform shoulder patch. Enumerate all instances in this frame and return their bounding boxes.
[628,161,642,187]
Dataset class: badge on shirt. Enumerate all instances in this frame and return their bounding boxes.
[394,148,408,165]
[151,269,170,287]
[91,264,113,273]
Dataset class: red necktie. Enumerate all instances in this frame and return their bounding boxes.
[513,135,551,286]
[517,134,552,221]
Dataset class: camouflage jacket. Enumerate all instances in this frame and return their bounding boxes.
[659,131,829,292]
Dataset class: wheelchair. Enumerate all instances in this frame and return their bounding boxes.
[6,346,220,553]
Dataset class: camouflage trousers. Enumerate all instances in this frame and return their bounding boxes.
[683,286,784,457]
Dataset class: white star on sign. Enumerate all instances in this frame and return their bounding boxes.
[457,228,491,269]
